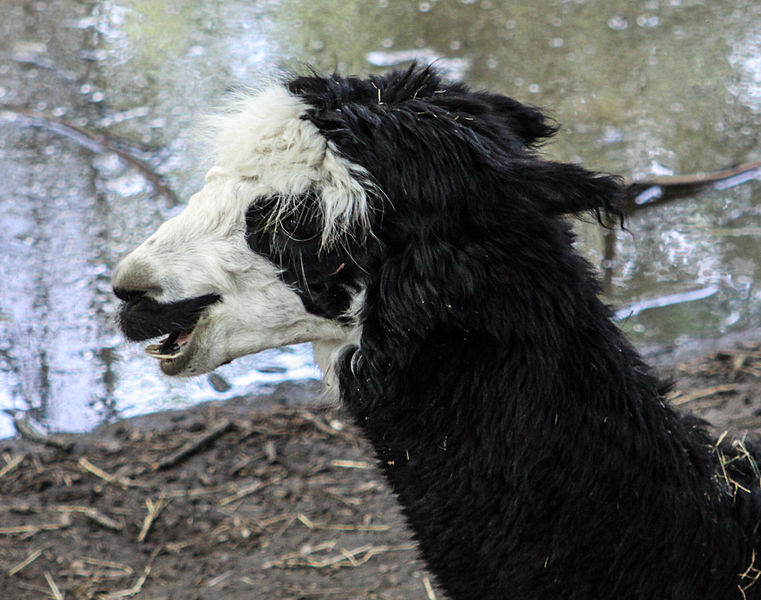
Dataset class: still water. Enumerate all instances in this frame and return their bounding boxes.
[1,0,759,436]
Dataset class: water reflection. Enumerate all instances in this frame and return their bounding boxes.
[0,0,759,435]
[728,26,761,115]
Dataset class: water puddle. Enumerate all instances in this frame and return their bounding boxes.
[1,0,759,436]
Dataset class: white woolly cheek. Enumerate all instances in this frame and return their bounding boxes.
[192,263,348,371]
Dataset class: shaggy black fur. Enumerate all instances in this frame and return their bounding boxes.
[266,66,761,599]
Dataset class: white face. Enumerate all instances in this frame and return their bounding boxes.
[111,85,371,377]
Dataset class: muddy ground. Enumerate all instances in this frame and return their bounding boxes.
[2,337,761,600]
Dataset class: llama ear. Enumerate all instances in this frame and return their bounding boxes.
[476,92,558,147]
[510,159,625,224]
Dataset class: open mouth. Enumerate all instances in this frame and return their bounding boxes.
[116,293,221,371]
[145,328,195,362]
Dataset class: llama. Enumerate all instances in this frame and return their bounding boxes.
[112,66,761,600]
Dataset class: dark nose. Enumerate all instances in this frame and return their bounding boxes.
[113,287,147,302]
[111,255,162,302]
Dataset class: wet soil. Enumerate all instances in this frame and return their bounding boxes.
[2,338,761,600]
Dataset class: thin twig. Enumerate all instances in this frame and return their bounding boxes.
[8,546,46,576]
[739,549,761,599]
[78,458,143,489]
[423,576,438,600]
[137,495,167,543]
[265,543,416,569]
[203,571,232,587]
[164,485,228,498]
[670,384,739,406]
[297,513,390,532]
[154,420,233,471]
[0,454,25,479]
[98,547,161,599]
[0,522,66,536]
[219,472,286,506]
[44,572,64,600]
[81,557,133,575]
[330,459,375,470]
[58,506,123,532]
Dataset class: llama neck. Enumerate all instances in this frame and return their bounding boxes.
[337,249,747,600]
[348,287,677,471]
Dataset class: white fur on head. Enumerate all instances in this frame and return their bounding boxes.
[112,84,369,377]
[205,85,374,248]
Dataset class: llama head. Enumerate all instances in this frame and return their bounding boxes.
[112,66,622,377]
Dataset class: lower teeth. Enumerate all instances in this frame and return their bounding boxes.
[145,343,182,360]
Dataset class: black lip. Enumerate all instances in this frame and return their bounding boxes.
[117,293,221,342]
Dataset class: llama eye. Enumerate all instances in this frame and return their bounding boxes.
[278,212,320,242]
[245,194,322,246]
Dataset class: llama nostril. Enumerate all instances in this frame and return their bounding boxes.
[112,258,163,301]
[113,287,147,302]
